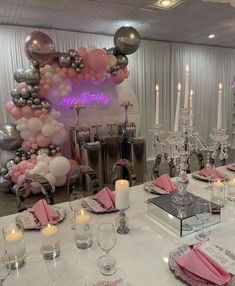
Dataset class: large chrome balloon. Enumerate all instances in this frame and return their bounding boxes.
[0,124,23,151]
[14,68,26,83]
[117,54,128,68]
[114,26,141,55]
[24,31,55,66]
[24,67,40,85]
[0,175,12,193]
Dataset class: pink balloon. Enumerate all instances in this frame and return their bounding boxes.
[86,49,108,72]
[22,106,34,118]
[5,101,14,113]
[19,160,28,172]
[77,47,88,59]
[32,143,38,150]
[111,69,125,84]
[14,171,21,179]
[21,141,29,150]
[24,31,55,66]
[17,82,27,90]
[36,132,51,147]
[26,163,34,170]
[17,174,26,186]
[11,107,22,120]
[11,165,19,172]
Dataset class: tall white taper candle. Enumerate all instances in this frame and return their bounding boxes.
[189,90,193,126]
[155,84,160,125]
[184,65,190,108]
[217,83,222,129]
[174,83,181,132]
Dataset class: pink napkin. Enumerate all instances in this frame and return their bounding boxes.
[96,187,115,210]
[199,167,224,180]
[153,174,177,193]
[176,245,231,285]
[32,199,59,226]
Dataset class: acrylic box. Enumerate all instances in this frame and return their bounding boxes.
[147,193,221,237]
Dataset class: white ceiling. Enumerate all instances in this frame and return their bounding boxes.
[1,0,235,48]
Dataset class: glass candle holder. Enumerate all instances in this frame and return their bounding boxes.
[212,181,225,207]
[2,223,26,270]
[74,209,92,249]
[41,224,60,260]
[228,179,235,201]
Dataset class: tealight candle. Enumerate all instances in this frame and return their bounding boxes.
[2,224,26,269]
[115,179,129,210]
[228,179,235,201]
[41,224,60,260]
[212,180,225,207]
[75,209,90,224]
[212,180,224,189]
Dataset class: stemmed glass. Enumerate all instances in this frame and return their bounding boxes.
[97,223,117,276]
[204,161,215,190]
[195,199,212,241]
[0,250,10,285]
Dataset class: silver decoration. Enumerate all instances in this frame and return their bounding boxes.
[116,54,128,68]
[5,159,16,170]
[0,123,23,150]
[16,97,27,107]
[24,67,40,85]
[58,53,71,67]
[20,88,30,99]
[68,49,77,58]
[0,175,12,193]
[14,68,26,83]
[11,89,20,99]
[0,168,7,176]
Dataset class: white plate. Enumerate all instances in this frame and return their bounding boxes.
[144,183,169,195]
[192,171,228,182]
[81,197,118,214]
[226,164,235,172]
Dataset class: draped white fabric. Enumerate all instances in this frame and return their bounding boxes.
[0,25,235,158]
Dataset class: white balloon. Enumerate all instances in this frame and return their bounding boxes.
[20,130,34,140]
[49,156,70,177]
[45,173,56,185]
[55,175,67,187]
[28,118,43,132]
[36,162,49,174]
[51,129,67,145]
[41,123,56,137]
[37,154,48,162]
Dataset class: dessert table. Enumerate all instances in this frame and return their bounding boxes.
[1,166,235,286]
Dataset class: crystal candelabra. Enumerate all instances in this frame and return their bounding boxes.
[150,107,229,206]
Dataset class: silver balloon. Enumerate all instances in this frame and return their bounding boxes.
[20,88,30,99]
[33,98,41,105]
[3,173,10,180]
[11,184,18,194]
[31,92,38,98]
[26,99,33,106]
[107,47,117,55]
[24,67,40,85]
[14,68,26,83]
[41,100,51,109]
[36,148,50,155]
[11,89,20,99]
[117,54,128,68]
[0,124,23,151]
[5,159,15,170]
[58,53,71,67]
[111,64,120,75]
[0,175,12,193]
[33,85,40,91]
[27,85,35,93]
[14,156,21,163]
[0,168,7,176]
[68,49,77,58]
[114,26,141,55]
[16,97,27,107]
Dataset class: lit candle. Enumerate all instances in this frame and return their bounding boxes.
[213,180,224,189]
[189,89,193,126]
[155,84,160,125]
[5,228,23,243]
[217,83,222,129]
[184,65,190,108]
[115,179,129,210]
[75,209,90,224]
[41,224,58,237]
[174,83,181,132]
[228,179,235,187]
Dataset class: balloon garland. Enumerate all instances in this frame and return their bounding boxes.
[0,26,141,193]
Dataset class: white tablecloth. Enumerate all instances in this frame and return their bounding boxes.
[1,166,235,286]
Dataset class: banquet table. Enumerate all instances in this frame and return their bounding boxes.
[1,166,235,286]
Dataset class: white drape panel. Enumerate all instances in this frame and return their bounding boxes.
[0,25,235,159]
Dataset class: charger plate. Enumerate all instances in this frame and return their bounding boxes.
[81,197,118,214]
[192,171,228,182]
[169,244,235,286]
[226,164,235,172]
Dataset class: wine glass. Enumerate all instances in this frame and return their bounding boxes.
[195,199,212,241]
[204,154,214,190]
[97,223,117,276]
[0,250,10,285]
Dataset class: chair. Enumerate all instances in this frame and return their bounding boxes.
[152,153,175,179]
[16,174,54,212]
[111,159,136,187]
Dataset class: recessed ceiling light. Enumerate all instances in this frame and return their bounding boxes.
[209,34,215,39]
[160,0,173,6]
[149,0,186,10]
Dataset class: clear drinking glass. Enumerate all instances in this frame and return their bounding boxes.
[97,223,117,276]
[195,199,212,241]
[0,250,10,286]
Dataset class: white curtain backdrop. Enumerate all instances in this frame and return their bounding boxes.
[0,25,235,159]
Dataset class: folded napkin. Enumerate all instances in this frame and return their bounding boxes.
[176,245,231,285]
[153,174,177,193]
[199,167,224,180]
[32,199,59,226]
[96,187,115,211]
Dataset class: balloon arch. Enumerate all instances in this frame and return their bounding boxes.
[0,26,141,194]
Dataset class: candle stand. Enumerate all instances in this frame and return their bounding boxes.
[116,210,129,234]
[150,107,229,206]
